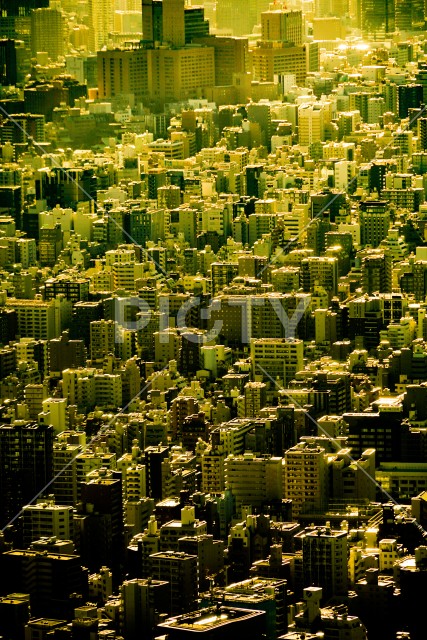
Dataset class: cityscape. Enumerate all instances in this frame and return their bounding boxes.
[2,0,427,638]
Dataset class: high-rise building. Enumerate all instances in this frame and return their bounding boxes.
[97,46,149,105]
[90,319,116,363]
[298,103,326,145]
[88,0,114,52]
[0,423,54,528]
[194,36,247,86]
[398,84,423,119]
[211,262,238,295]
[362,252,392,294]
[359,200,390,247]
[216,0,260,36]
[0,0,48,16]
[0,549,88,619]
[300,257,338,296]
[161,0,185,46]
[22,499,73,548]
[145,445,170,500]
[70,301,103,347]
[224,452,283,508]
[361,0,395,35]
[30,8,64,61]
[261,9,303,46]
[301,526,348,599]
[80,472,124,574]
[284,440,329,517]
[315,0,349,17]
[149,550,198,615]
[122,578,169,639]
[250,337,304,386]
[53,437,85,506]
[252,43,306,85]
[0,39,17,86]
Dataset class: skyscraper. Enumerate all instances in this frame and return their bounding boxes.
[0,0,48,16]
[88,0,114,52]
[30,8,64,61]
[361,0,395,36]
[0,39,17,86]
[163,0,185,47]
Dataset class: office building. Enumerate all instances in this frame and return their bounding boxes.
[0,549,88,619]
[0,0,48,15]
[261,9,303,46]
[252,43,306,85]
[301,526,348,599]
[149,551,198,615]
[122,578,169,640]
[250,338,304,386]
[224,452,283,508]
[284,440,329,517]
[97,46,149,106]
[88,0,114,52]
[361,0,395,35]
[359,200,390,247]
[90,319,116,363]
[31,8,64,61]
[0,39,17,86]
[22,499,73,548]
[0,423,54,529]
[298,103,326,145]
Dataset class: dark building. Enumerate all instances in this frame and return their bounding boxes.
[43,276,90,303]
[149,550,198,615]
[354,568,398,640]
[0,423,53,528]
[0,0,49,15]
[48,331,87,375]
[396,548,427,640]
[24,84,66,121]
[0,111,45,144]
[343,410,410,464]
[0,549,88,619]
[245,164,264,197]
[79,474,124,576]
[0,39,17,86]
[70,301,103,348]
[247,103,272,150]
[0,346,17,378]
[0,184,22,227]
[35,167,97,210]
[0,308,17,345]
[123,208,152,248]
[311,190,347,223]
[145,445,170,500]
[361,0,395,35]
[184,6,209,43]
[181,412,208,452]
[0,593,30,640]
[398,84,424,119]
